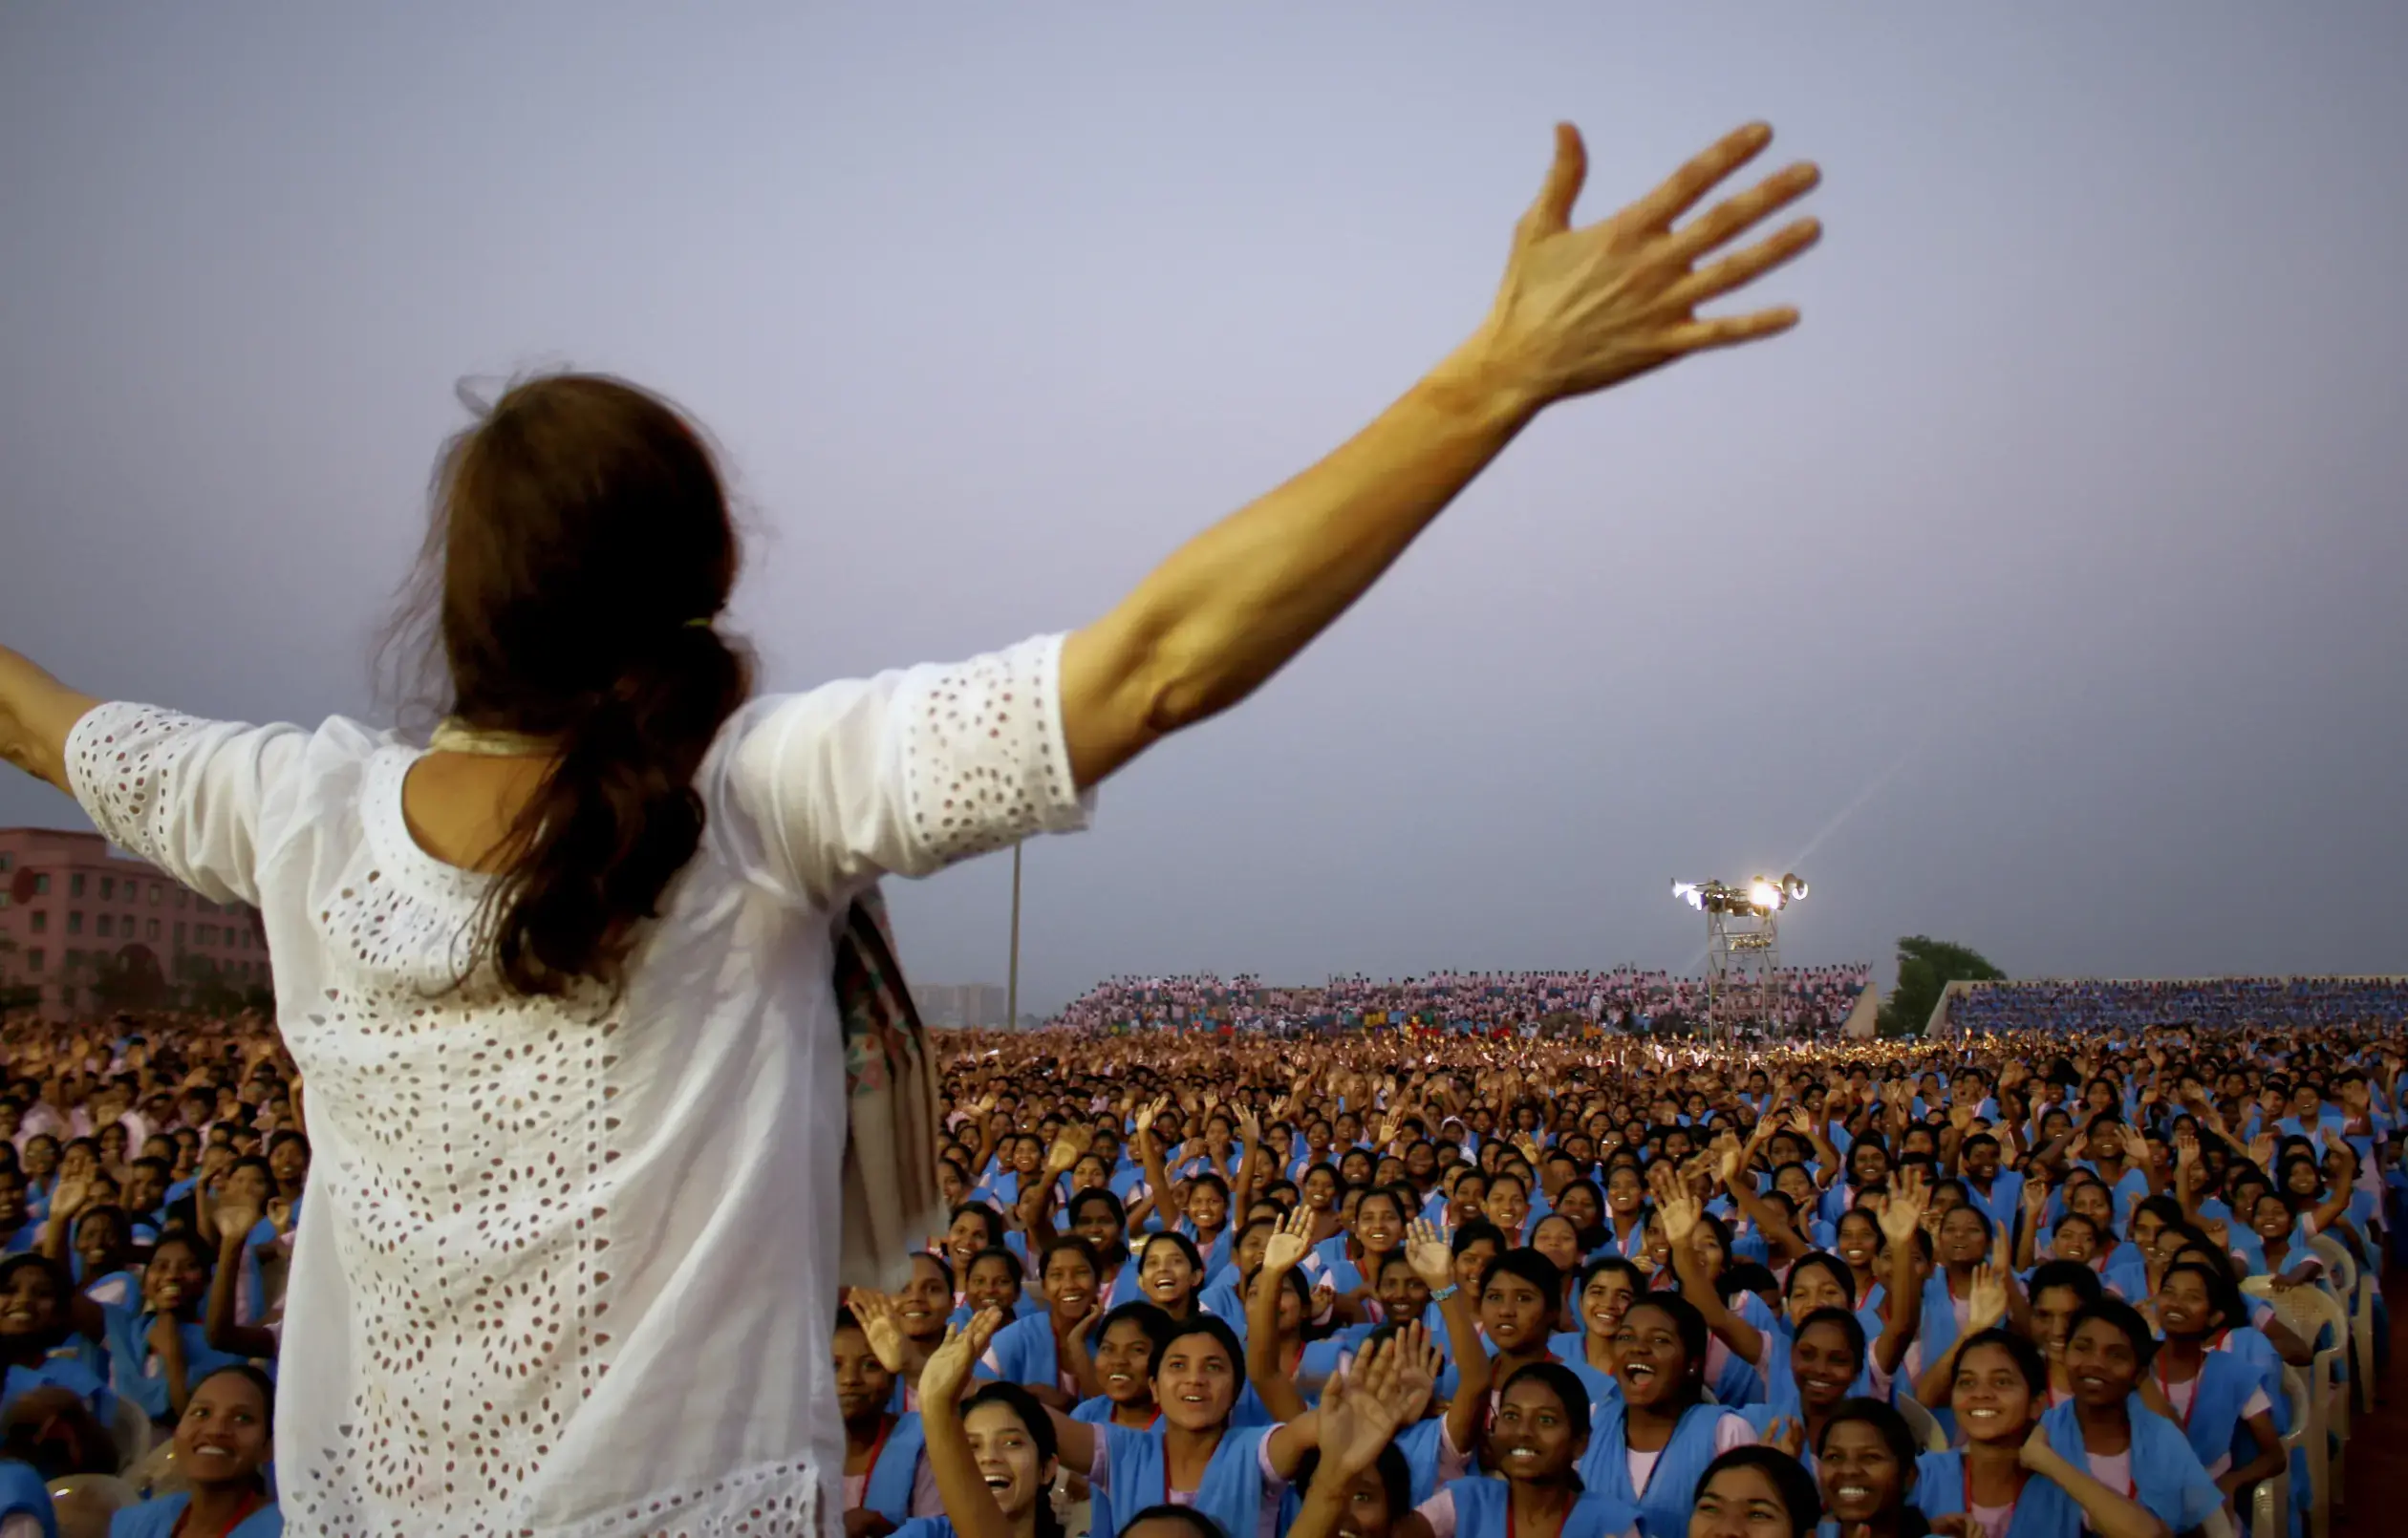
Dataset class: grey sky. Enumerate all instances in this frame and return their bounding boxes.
[5,6,2404,1014]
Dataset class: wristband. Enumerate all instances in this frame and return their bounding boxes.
[1430,1284,1459,1303]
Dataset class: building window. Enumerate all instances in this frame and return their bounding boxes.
[24,950,40,973]
[69,874,85,898]
[96,916,112,939]
[147,919,161,942]
[150,884,162,906]
[178,890,187,908]
[28,913,44,935]
[65,949,82,969]
[66,912,82,935]
[31,875,47,895]
[175,923,186,945]
[0,854,11,872]
[99,877,114,900]
[122,912,134,933]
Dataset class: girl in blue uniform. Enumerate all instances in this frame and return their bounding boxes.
[1420,1363,1640,1538]
[894,1325,1065,1538]
[1580,1294,1752,1538]
[2040,1300,2222,1535]
[1810,1399,1926,1538]
[837,1307,935,1527]
[981,1237,1107,1407]
[1686,1445,1821,1538]
[109,1364,281,1536]
[1908,1329,2170,1538]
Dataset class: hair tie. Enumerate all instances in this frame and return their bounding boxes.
[684,617,715,630]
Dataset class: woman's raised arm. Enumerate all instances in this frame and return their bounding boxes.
[0,647,97,795]
[1057,121,1819,788]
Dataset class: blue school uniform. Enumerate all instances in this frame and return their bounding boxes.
[2161,1352,2262,1478]
[109,1494,282,1536]
[978,1314,1096,1389]
[1095,1422,1276,1538]
[102,1307,248,1421]
[3,1351,115,1421]
[1441,1476,1639,1538]
[0,1461,50,1538]
[1578,1399,1728,1538]
[2036,1397,2222,1534]
[858,1414,928,1524]
[1911,1449,2085,1538]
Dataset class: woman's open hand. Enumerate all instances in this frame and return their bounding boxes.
[1474,121,1820,405]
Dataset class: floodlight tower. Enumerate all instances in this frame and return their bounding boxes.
[1670,873,1809,1036]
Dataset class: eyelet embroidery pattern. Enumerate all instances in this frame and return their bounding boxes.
[902,640,1075,867]
[70,703,214,873]
[570,1461,823,1538]
[279,873,629,1533]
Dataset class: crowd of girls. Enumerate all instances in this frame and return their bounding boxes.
[0,1023,292,1535]
[834,1023,2398,1538]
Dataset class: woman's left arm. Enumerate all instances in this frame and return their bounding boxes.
[0,646,97,794]
[1055,123,1818,790]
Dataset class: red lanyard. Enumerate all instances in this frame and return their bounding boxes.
[2156,1357,2198,1432]
[857,1415,895,1481]
[1963,1461,2029,1531]
[170,1494,262,1538]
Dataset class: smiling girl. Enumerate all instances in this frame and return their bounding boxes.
[2036,1299,2222,1534]
[1909,1329,2166,1538]
[906,1323,1067,1538]
[1417,1364,1640,1538]
[1813,1399,1927,1538]
[1580,1293,1754,1538]
[109,1364,282,1537]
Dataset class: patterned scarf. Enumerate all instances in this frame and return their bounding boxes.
[829,886,947,1291]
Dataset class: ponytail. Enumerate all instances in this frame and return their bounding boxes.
[480,622,747,997]
[402,372,753,1001]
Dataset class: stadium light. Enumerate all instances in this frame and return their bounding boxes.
[1670,876,1810,918]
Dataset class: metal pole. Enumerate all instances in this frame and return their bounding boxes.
[1006,841,1022,1031]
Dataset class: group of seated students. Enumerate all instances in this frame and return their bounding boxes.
[0,1038,292,1536]
[831,1024,2397,1538]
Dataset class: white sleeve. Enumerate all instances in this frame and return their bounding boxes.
[2242,1387,2273,1419]
[719,635,1092,908]
[1412,1488,1459,1538]
[1711,1413,1756,1455]
[66,703,311,908]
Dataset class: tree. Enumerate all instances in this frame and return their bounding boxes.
[1878,935,2005,1036]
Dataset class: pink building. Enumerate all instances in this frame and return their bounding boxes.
[0,826,271,1020]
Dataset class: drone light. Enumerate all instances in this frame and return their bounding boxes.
[1749,878,1780,911]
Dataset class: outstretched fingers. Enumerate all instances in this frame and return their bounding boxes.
[1623,122,1777,233]
[1662,217,1822,312]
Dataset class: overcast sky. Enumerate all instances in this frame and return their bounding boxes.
[5,6,2404,1013]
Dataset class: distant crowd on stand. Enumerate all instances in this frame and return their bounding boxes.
[833,1014,2406,1538]
[1946,979,2408,1036]
[1044,969,1875,1038]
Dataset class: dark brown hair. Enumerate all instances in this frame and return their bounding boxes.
[404,373,752,999]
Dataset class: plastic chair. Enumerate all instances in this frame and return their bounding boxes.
[2247,1278,2347,1538]
[46,1472,136,1538]
[2250,1471,2290,1538]
[106,1394,149,1473]
[2316,1237,2384,1415]
[1894,1393,1949,1453]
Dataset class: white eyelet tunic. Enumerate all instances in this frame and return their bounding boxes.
[65,635,1093,1538]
